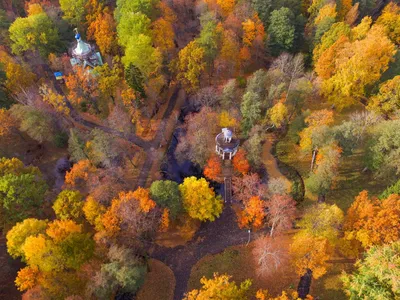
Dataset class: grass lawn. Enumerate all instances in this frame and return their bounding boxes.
[276,104,389,211]
[187,235,299,297]
[187,234,353,299]
[310,261,353,300]
[137,259,176,300]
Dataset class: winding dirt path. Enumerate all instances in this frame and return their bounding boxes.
[262,133,291,184]
[149,206,268,300]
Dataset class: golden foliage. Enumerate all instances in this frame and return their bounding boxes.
[290,233,333,279]
[39,84,70,115]
[237,196,266,230]
[179,177,223,221]
[65,160,95,186]
[159,208,170,232]
[15,266,39,291]
[131,188,157,213]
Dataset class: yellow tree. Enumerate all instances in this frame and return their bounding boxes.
[367,75,400,117]
[217,0,235,17]
[179,177,223,221]
[184,273,252,300]
[6,218,48,260]
[376,2,400,45]
[267,102,288,128]
[173,41,206,92]
[39,84,70,115]
[290,233,334,279]
[152,2,176,54]
[299,109,334,157]
[242,19,256,47]
[314,3,337,25]
[290,203,343,278]
[83,195,106,230]
[321,25,396,110]
[0,49,36,95]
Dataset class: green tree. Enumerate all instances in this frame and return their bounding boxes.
[0,158,47,226]
[59,0,86,26]
[366,119,400,178]
[368,75,400,117]
[9,105,55,144]
[9,12,59,57]
[305,143,341,200]
[116,12,151,47]
[68,129,87,162]
[122,34,162,79]
[221,79,237,109]
[245,69,268,101]
[380,179,400,199]
[90,245,147,298]
[297,203,344,243]
[268,7,296,55]
[197,12,221,73]
[179,177,223,222]
[243,126,264,167]
[240,92,262,136]
[342,241,400,299]
[125,63,146,99]
[251,0,273,25]
[115,0,159,21]
[52,190,84,221]
[149,180,182,218]
[88,128,119,168]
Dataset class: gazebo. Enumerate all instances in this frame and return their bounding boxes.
[70,29,103,69]
[215,128,240,160]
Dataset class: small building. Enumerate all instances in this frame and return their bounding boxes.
[215,128,240,160]
[70,29,103,69]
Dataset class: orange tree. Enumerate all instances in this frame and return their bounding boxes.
[232,149,250,175]
[203,154,223,182]
[343,190,400,252]
[237,196,266,230]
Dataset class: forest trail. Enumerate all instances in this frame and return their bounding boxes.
[262,133,289,181]
[135,87,187,188]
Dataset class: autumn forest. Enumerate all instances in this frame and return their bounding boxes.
[0,0,399,299]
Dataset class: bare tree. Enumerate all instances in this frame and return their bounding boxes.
[232,173,267,202]
[267,194,297,237]
[252,235,288,277]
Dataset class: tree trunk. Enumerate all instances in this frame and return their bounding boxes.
[297,269,312,299]
[310,148,318,172]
